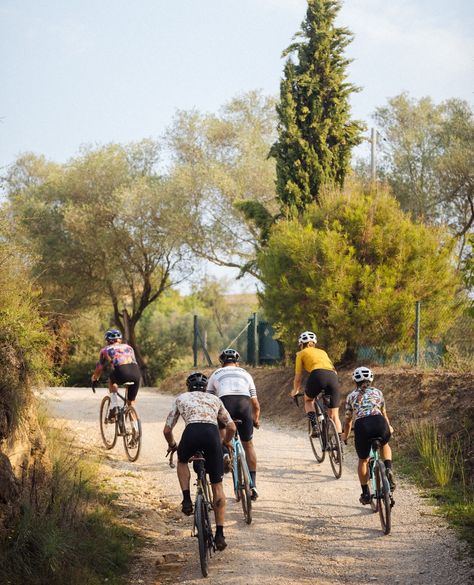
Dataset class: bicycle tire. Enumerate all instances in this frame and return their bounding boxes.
[308,418,325,463]
[237,455,252,525]
[231,450,240,502]
[375,459,391,535]
[326,418,343,479]
[123,406,142,462]
[195,494,210,577]
[100,395,117,449]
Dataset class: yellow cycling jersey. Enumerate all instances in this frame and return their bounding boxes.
[295,346,335,375]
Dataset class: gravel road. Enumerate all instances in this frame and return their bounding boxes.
[45,387,473,585]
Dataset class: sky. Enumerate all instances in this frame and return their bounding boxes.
[1,0,473,290]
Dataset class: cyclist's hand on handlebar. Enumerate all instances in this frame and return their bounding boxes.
[91,379,98,393]
[253,420,260,429]
[166,442,177,456]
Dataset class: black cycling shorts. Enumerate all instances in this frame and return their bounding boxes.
[109,363,141,401]
[177,423,224,484]
[354,415,391,459]
[220,395,254,442]
[305,369,341,408]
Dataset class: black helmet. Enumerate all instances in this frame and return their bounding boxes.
[219,348,240,364]
[186,372,208,392]
[105,328,122,342]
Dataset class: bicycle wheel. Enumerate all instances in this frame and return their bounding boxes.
[375,460,391,535]
[368,460,378,512]
[308,418,325,463]
[237,455,252,525]
[100,395,117,449]
[123,406,142,462]
[195,494,211,577]
[326,418,343,479]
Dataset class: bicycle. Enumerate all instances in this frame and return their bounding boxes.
[366,437,395,535]
[229,419,253,525]
[93,381,142,462]
[168,449,215,577]
[294,392,343,479]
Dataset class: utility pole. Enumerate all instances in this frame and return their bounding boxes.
[370,127,377,183]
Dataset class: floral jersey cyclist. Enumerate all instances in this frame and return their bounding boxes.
[91,329,141,406]
[344,387,386,421]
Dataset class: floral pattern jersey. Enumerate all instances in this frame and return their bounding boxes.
[96,343,137,371]
[344,386,386,422]
[165,392,232,429]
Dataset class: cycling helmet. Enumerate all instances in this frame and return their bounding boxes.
[219,348,240,364]
[298,331,317,345]
[105,328,122,342]
[352,366,374,384]
[186,372,208,392]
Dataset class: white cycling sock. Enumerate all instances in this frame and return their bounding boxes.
[110,392,118,408]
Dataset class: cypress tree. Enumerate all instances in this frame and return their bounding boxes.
[271,0,364,214]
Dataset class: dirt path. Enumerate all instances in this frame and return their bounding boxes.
[45,387,473,585]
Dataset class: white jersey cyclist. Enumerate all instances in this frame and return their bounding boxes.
[207,366,257,399]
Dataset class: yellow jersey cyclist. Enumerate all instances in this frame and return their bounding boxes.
[341,366,396,505]
[91,328,141,420]
[206,348,261,501]
[163,372,236,552]
[290,331,342,438]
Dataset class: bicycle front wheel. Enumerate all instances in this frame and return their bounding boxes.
[326,418,343,479]
[237,455,252,525]
[195,493,212,577]
[375,460,392,535]
[100,395,117,449]
[308,419,325,463]
[123,406,142,462]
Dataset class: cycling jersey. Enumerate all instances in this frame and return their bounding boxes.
[295,347,335,375]
[206,366,257,399]
[97,343,137,370]
[344,387,386,422]
[165,392,232,429]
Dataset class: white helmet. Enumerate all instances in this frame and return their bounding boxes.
[298,331,317,344]
[352,366,374,384]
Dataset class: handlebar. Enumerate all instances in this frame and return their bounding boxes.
[91,380,98,394]
[293,392,304,407]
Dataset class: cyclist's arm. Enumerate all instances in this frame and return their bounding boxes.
[341,396,353,441]
[163,403,180,449]
[291,372,302,397]
[251,396,260,426]
[91,350,107,382]
[381,405,394,434]
[223,421,236,445]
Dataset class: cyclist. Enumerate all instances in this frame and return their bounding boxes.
[341,366,396,505]
[91,328,141,421]
[206,348,261,501]
[290,331,342,438]
[163,372,236,552]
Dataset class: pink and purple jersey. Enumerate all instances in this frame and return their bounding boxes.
[96,343,137,371]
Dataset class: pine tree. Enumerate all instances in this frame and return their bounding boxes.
[271,0,364,214]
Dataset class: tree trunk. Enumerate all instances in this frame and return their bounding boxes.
[122,310,151,386]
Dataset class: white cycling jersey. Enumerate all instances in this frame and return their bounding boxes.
[207,366,257,399]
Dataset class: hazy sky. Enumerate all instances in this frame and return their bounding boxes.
[1,0,473,170]
[1,1,473,290]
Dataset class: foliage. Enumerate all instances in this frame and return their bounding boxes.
[0,408,138,585]
[374,94,474,240]
[165,91,278,277]
[4,141,192,384]
[270,0,364,214]
[257,183,464,361]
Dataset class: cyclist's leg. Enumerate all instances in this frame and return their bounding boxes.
[204,425,227,550]
[176,425,196,514]
[108,372,119,415]
[354,418,371,503]
[322,370,342,433]
[380,423,395,490]
[304,372,320,433]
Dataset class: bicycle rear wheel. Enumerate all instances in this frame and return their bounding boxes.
[326,418,343,479]
[237,455,252,525]
[308,418,325,463]
[195,493,212,577]
[100,395,117,449]
[123,406,142,462]
[375,460,391,535]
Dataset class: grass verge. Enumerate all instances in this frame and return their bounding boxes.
[0,402,140,585]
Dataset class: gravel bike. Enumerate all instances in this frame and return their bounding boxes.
[229,419,253,525]
[168,449,215,577]
[367,438,395,535]
[294,392,343,479]
[93,381,142,462]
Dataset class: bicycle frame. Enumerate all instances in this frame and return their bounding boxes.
[231,429,254,495]
[368,439,394,534]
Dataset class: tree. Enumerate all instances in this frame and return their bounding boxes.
[165,91,278,278]
[257,183,463,362]
[270,0,364,214]
[374,94,474,242]
[5,142,190,384]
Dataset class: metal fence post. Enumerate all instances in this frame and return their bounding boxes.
[253,312,259,367]
[415,301,421,366]
[193,315,198,367]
